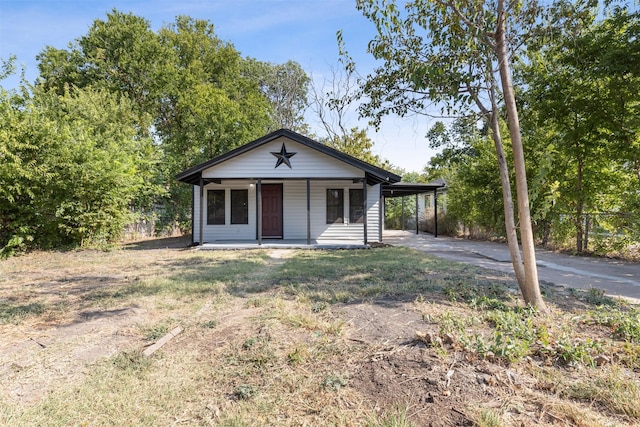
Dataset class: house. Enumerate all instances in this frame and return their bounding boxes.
[175,129,403,247]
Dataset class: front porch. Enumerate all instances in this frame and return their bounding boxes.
[198,239,369,250]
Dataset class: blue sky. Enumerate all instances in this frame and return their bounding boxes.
[0,0,438,172]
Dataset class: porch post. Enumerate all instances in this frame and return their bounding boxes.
[378,185,383,242]
[257,179,262,245]
[434,190,438,238]
[362,179,367,245]
[401,196,405,231]
[415,193,419,235]
[199,177,204,246]
[306,179,311,245]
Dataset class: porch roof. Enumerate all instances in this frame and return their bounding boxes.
[175,129,402,186]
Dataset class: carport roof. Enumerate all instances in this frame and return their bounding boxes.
[382,179,446,197]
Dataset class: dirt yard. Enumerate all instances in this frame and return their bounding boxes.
[1,238,639,426]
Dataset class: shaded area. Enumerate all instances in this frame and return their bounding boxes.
[121,235,192,250]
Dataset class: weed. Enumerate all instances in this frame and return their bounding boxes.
[0,302,46,325]
[233,384,256,400]
[584,287,619,306]
[111,350,151,373]
[438,310,478,335]
[287,346,308,366]
[240,335,276,369]
[486,309,537,342]
[200,319,217,329]
[468,334,490,357]
[322,374,347,391]
[366,405,414,427]
[555,337,600,366]
[613,310,640,343]
[589,307,640,343]
[470,296,508,311]
[474,408,504,427]
[139,319,173,341]
[490,332,530,362]
[619,342,640,368]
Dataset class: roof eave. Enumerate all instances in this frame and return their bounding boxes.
[175,128,402,185]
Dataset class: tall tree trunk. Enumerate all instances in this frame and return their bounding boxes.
[487,112,526,289]
[495,3,547,312]
[576,157,584,253]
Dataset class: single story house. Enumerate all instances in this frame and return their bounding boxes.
[176,129,445,247]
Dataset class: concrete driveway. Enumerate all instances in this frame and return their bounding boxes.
[384,230,640,302]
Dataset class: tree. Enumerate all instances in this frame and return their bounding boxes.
[0,80,158,254]
[242,58,311,133]
[36,11,274,228]
[432,119,514,236]
[349,0,548,310]
[425,117,482,177]
[37,10,167,121]
[309,66,391,168]
[154,16,272,226]
[520,3,640,253]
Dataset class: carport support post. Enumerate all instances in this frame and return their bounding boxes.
[199,177,204,246]
[401,196,405,231]
[257,179,262,245]
[434,190,438,238]
[415,194,419,235]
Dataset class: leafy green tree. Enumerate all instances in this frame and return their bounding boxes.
[243,58,310,133]
[424,117,482,179]
[321,127,391,167]
[36,11,274,228]
[348,0,548,310]
[37,10,167,121]
[445,121,512,236]
[520,3,640,253]
[0,81,157,254]
[154,16,272,226]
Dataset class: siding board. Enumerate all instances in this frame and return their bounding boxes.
[202,137,365,180]
[194,180,383,242]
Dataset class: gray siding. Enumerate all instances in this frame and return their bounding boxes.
[367,184,381,242]
[194,181,256,242]
[202,137,365,180]
[192,181,383,243]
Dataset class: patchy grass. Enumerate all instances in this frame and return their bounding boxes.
[1,241,639,426]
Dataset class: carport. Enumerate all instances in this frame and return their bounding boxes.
[382,181,446,237]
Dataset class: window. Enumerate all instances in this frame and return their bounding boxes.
[231,189,249,224]
[326,189,344,224]
[349,189,364,223]
[207,190,225,225]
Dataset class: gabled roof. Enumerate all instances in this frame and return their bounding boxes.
[175,128,402,185]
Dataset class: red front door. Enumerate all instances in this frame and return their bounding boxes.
[262,184,283,238]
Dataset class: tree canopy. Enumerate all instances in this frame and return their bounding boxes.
[1,9,313,253]
[348,0,549,310]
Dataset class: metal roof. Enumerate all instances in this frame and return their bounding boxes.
[175,129,402,186]
[382,179,446,197]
